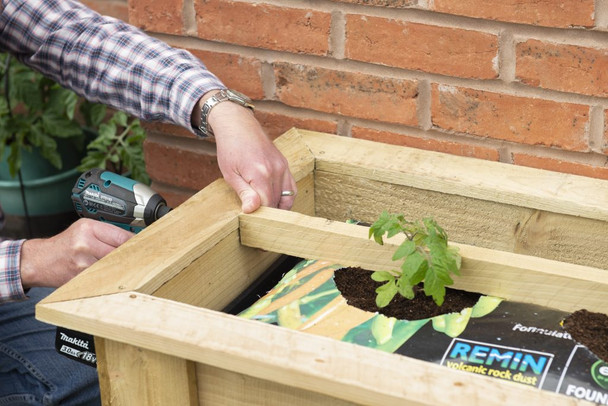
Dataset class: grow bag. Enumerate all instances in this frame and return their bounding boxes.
[240,259,608,405]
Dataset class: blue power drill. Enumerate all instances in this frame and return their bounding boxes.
[55,168,171,367]
[71,168,171,232]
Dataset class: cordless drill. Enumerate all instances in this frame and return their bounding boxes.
[55,169,171,367]
[71,168,171,232]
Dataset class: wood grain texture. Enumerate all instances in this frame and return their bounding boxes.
[301,130,608,222]
[39,128,315,306]
[37,292,586,406]
[196,363,359,406]
[152,173,316,309]
[38,179,243,305]
[273,127,316,182]
[240,207,608,314]
[34,129,608,406]
[314,171,608,269]
[96,337,197,406]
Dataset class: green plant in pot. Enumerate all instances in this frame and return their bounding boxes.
[0,53,148,238]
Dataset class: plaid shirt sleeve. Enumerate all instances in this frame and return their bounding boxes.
[0,0,225,135]
[0,239,27,303]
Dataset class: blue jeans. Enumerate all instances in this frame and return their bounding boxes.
[0,288,100,405]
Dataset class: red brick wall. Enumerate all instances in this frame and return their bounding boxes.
[87,0,608,208]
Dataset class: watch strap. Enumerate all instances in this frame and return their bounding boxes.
[198,89,254,138]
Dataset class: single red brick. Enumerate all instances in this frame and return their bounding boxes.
[255,110,338,139]
[352,126,500,161]
[144,139,222,190]
[431,84,590,152]
[431,0,594,28]
[80,0,129,21]
[345,15,498,79]
[516,40,608,98]
[128,0,184,34]
[195,0,331,55]
[274,63,419,126]
[188,49,264,99]
[513,153,608,180]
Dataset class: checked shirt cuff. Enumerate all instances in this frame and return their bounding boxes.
[0,239,27,303]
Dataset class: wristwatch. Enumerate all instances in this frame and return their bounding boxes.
[198,89,255,137]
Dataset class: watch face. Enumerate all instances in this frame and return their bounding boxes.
[226,89,250,103]
[226,89,254,110]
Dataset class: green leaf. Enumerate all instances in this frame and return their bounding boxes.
[375,281,398,308]
[7,140,22,177]
[112,111,128,127]
[396,276,415,300]
[11,68,42,111]
[400,250,421,275]
[99,122,117,140]
[80,101,107,127]
[392,240,416,261]
[42,111,82,138]
[0,52,150,194]
[371,271,395,283]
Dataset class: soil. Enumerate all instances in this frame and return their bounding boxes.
[333,266,482,321]
[334,266,608,363]
[562,309,608,363]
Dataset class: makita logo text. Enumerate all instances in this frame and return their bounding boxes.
[59,332,89,350]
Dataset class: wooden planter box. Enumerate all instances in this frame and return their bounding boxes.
[37,129,608,405]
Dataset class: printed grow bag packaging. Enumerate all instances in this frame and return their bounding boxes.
[239,259,608,405]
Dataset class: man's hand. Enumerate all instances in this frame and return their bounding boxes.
[194,91,297,213]
[20,218,134,289]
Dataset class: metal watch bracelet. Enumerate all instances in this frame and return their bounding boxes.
[198,89,255,138]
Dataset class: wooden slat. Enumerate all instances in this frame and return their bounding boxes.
[239,207,608,314]
[96,337,198,406]
[39,179,243,304]
[196,363,359,405]
[314,171,608,269]
[152,173,316,309]
[273,127,316,182]
[39,128,315,306]
[301,130,608,222]
[151,229,279,310]
[36,292,590,406]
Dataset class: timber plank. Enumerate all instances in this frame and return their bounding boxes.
[301,130,608,222]
[33,129,607,406]
[96,338,198,406]
[36,292,587,406]
[196,363,359,405]
[273,127,316,182]
[152,173,316,309]
[315,171,608,269]
[239,207,608,314]
[38,128,315,305]
[38,179,242,304]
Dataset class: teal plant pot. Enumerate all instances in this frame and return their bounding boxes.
[0,135,89,216]
[0,167,80,216]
